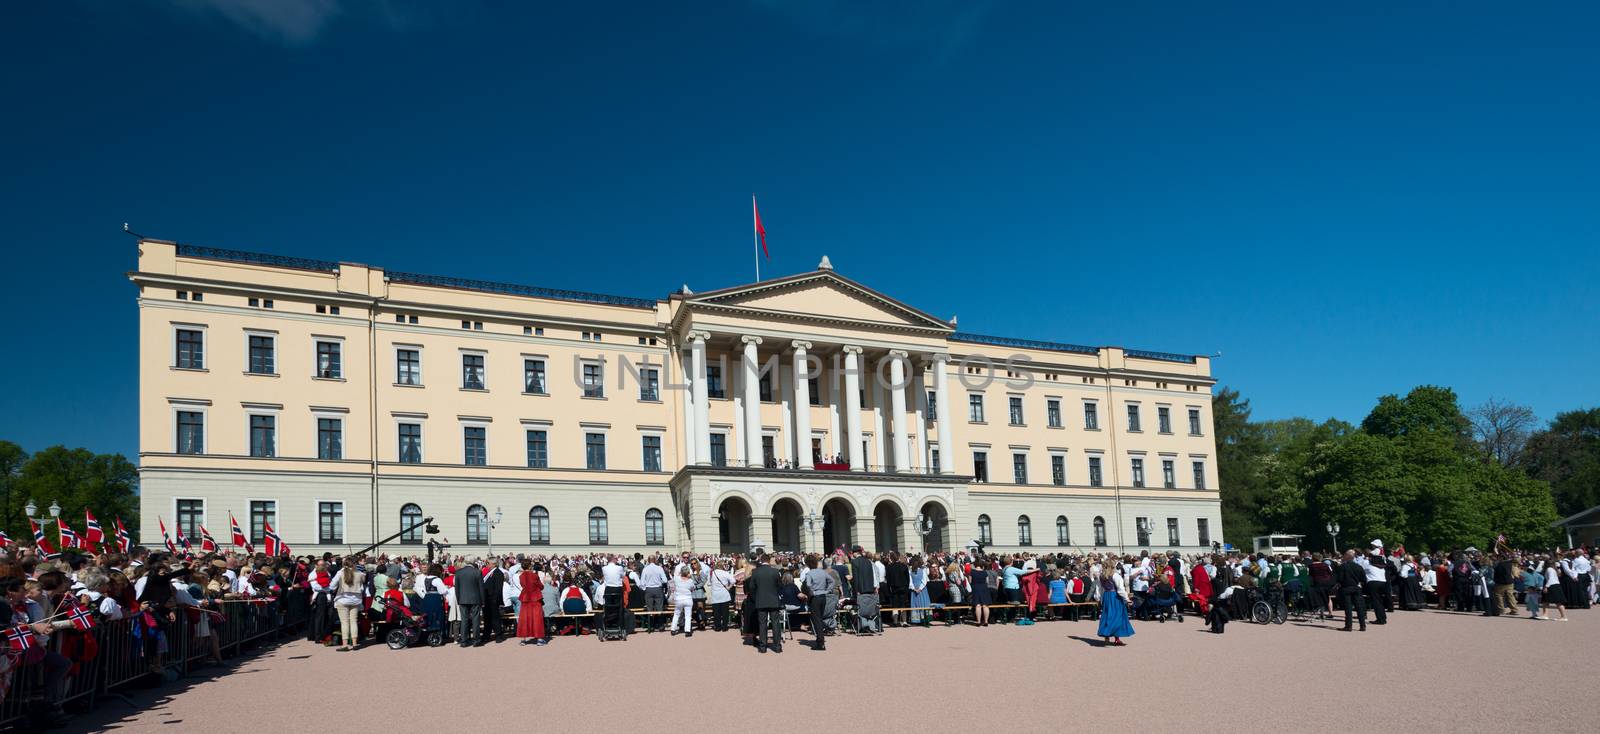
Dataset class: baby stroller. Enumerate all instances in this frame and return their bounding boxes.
[1145,585,1181,623]
[380,602,443,649]
[851,592,881,634]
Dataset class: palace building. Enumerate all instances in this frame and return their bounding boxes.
[131,239,1223,556]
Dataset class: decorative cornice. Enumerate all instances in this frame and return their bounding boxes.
[740,335,763,346]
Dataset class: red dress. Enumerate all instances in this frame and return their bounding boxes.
[516,571,545,639]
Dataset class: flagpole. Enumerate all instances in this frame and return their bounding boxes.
[752,194,760,282]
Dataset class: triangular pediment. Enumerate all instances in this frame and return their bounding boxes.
[685,271,951,331]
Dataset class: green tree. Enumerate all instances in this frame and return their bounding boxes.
[1304,432,1415,548]
[4,444,139,542]
[0,441,26,538]
[1213,387,1268,546]
[1520,408,1600,517]
[1474,461,1559,548]
[1361,385,1473,449]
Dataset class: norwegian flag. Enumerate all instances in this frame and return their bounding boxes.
[64,602,97,631]
[198,525,218,553]
[5,625,36,654]
[84,509,105,549]
[0,529,10,547]
[58,518,82,551]
[175,524,192,553]
[30,519,59,559]
[114,517,132,553]
[262,521,283,557]
[229,513,254,554]
[159,517,176,553]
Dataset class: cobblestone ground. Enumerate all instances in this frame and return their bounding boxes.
[71,606,1594,733]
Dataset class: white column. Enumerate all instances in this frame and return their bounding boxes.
[777,356,792,464]
[842,345,864,471]
[681,348,697,465]
[871,376,886,471]
[913,371,928,471]
[792,341,814,469]
[933,353,954,474]
[889,350,911,472]
[742,336,764,467]
[689,332,711,465]
[828,358,842,460]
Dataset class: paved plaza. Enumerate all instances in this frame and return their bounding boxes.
[74,607,1593,733]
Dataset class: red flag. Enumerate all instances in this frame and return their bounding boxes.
[199,525,218,553]
[0,530,9,547]
[175,524,192,553]
[64,601,97,631]
[58,519,82,551]
[230,513,254,554]
[262,521,283,557]
[30,519,59,559]
[752,194,768,259]
[84,510,105,548]
[159,517,176,553]
[5,625,37,653]
[114,517,131,553]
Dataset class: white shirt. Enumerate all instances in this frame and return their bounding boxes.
[873,560,886,587]
[413,574,447,596]
[640,563,668,589]
[670,573,696,602]
[709,568,734,604]
[601,562,625,588]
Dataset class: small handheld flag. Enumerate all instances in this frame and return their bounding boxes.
[159,517,176,554]
[64,601,97,631]
[30,519,59,559]
[114,517,131,553]
[58,519,82,551]
[84,509,105,548]
[199,525,218,553]
[230,513,254,554]
[262,521,283,557]
[5,625,36,654]
[175,524,192,553]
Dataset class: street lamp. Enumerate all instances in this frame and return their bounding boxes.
[49,501,60,519]
[477,506,503,554]
[24,499,36,519]
[1326,522,1341,552]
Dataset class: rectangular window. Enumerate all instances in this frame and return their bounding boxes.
[809,377,821,405]
[968,394,985,422]
[1127,404,1141,432]
[761,435,775,467]
[176,411,204,454]
[529,510,550,544]
[398,423,422,463]
[1158,406,1171,434]
[1088,456,1103,487]
[1167,517,1180,547]
[758,371,773,402]
[396,349,421,385]
[1189,408,1203,435]
[973,451,988,482]
[581,363,604,398]
[463,426,486,466]
[585,432,606,469]
[1136,517,1151,546]
[1046,399,1061,428]
[930,447,940,473]
[589,511,608,544]
[319,501,345,544]
[706,365,725,399]
[1012,453,1027,484]
[1193,461,1206,490]
[1018,519,1033,546]
[709,434,727,467]
[526,430,548,468]
[462,354,486,390]
[1084,402,1099,430]
[176,499,203,541]
[248,335,275,374]
[1051,455,1065,486]
[249,414,276,457]
[927,390,937,417]
[249,500,275,544]
[639,368,660,401]
[1162,459,1176,488]
[523,359,546,393]
[316,417,342,460]
[175,329,204,369]
[642,435,662,471]
[1131,457,1145,488]
[1197,518,1211,548]
[316,340,342,379]
[1008,396,1024,425]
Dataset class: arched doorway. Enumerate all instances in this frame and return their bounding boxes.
[771,498,802,553]
[821,497,855,554]
[918,501,949,552]
[874,501,903,552]
[718,496,752,554]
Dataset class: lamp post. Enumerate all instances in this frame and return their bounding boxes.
[1326,521,1341,553]
[478,506,503,555]
[805,512,820,553]
[915,512,935,551]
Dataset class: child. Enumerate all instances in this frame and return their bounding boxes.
[1207,585,1236,634]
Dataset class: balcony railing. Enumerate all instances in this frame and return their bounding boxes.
[950,332,1099,356]
[176,244,340,272]
[387,270,657,309]
[1125,348,1197,364]
[694,458,948,476]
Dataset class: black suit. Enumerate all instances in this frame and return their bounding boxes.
[748,563,784,650]
[849,555,876,595]
[1336,559,1367,630]
[454,566,485,646]
[482,567,506,641]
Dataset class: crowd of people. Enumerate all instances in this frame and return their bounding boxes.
[1,538,1595,727]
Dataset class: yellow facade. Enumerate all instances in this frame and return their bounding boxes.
[132,240,1223,556]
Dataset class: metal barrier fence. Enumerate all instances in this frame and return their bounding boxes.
[0,593,309,730]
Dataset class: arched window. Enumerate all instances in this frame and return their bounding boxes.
[529,506,550,545]
[977,514,992,545]
[466,504,488,544]
[1017,515,1032,546]
[400,504,423,544]
[1056,516,1070,546]
[588,507,608,545]
[645,508,665,545]
[1093,516,1107,546]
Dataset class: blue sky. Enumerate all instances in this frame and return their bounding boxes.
[2,1,1596,460]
